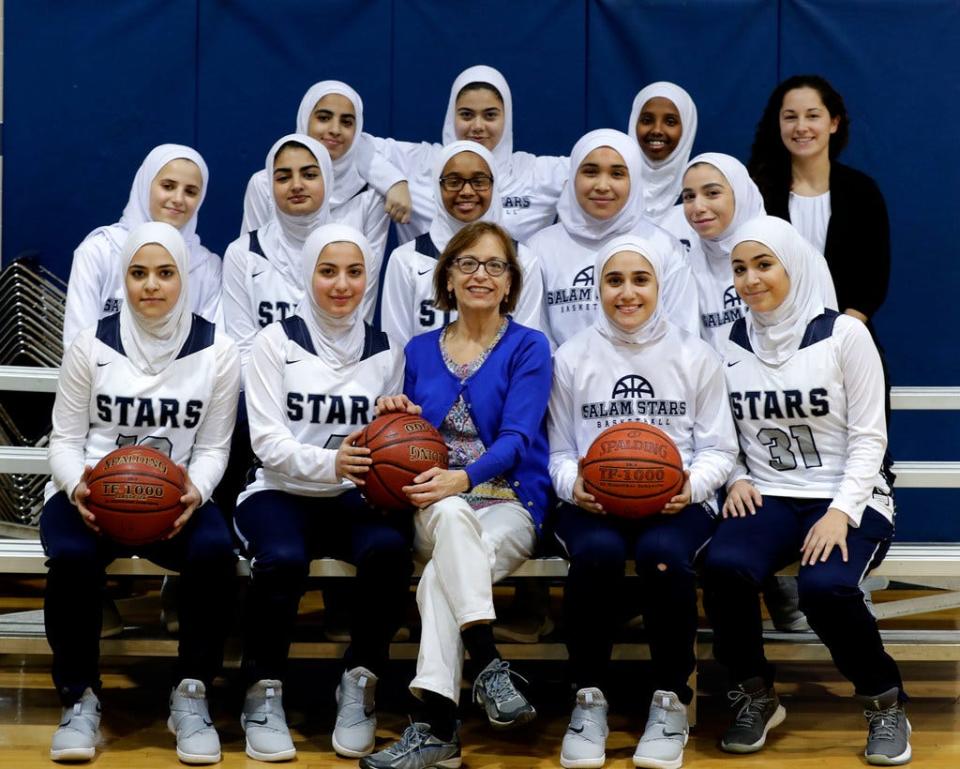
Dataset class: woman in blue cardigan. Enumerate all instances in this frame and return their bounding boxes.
[363,221,552,769]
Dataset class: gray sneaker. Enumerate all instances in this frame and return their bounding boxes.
[633,690,688,769]
[167,678,221,764]
[472,658,536,729]
[560,687,608,769]
[764,576,810,632]
[333,666,377,758]
[359,722,461,769]
[859,688,912,765]
[720,677,786,753]
[50,687,101,762]
[241,679,296,762]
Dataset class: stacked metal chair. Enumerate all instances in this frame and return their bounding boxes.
[0,257,66,527]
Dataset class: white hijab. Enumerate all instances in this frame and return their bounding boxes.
[297,223,370,368]
[118,222,193,376]
[428,141,503,253]
[442,65,514,179]
[628,82,698,222]
[296,80,366,206]
[89,144,209,276]
[557,129,647,243]
[732,215,829,366]
[263,133,334,287]
[593,234,669,347]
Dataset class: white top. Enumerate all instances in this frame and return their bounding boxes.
[46,315,240,505]
[548,323,737,508]
[789,190,832,255]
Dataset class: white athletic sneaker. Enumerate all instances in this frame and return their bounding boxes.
[633,690,688,769]
[241,679,296,762]
[168,679,221,764]
[332,666,378,758]
[560,687,609,769]
[50,687,101,762]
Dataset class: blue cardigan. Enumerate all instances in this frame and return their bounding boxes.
[403,319,553,532]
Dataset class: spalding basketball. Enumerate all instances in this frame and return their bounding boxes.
[581,423,684,518]
[86,447,186,545]
[357,413,449,510]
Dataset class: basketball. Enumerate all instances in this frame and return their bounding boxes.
[581,423,684,518]
[85,447,186,545]
[357,413,449,510]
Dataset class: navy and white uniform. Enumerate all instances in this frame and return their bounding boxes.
[549,235,736,701]
[380,141,544,348]
[703,215,903,700]
[63,145,222,348]
[234,224,412,685]
[43,222,239,707]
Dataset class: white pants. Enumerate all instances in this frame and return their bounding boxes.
[410,496,536,702]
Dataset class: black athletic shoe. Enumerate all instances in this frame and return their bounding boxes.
[719,677,786,753]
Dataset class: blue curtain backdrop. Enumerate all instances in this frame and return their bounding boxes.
[5,0,958,538]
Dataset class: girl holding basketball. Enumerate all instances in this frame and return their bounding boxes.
[702,216,908,765]
[43,222,240,764]
[233,223,413,762]
[548,234,737,769]
[362,221,552,769]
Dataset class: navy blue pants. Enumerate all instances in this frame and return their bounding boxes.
[702,496,903,697]
[40,491,237,706]
[234,489,413,684]
[554,501,717,704]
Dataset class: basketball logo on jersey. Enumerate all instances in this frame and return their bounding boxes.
[702,284,747,330]
[611,374,655,400]
[545,266,597,314]
[581,374,686,428]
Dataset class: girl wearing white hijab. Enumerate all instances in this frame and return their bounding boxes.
[529,128,699,349]
[240,80,405,261]
[702,216,909,765]
[628,81,698,239]
[548,235,737,769]
[366,64,567,242]
[63,144,222,348]
[43,222,240,763]
[380,140,544,347]
[234,224,410,762]
[682,153,838,352]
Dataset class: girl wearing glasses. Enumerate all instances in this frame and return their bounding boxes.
[363,221,552,769]
[380,141,543,347]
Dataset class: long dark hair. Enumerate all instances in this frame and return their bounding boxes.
[748,75,850,202]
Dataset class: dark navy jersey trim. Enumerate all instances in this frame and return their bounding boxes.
[176,315,216,359]
[280,316,318,356]
[799,309,840,350]
[347,183,370,202]
[729,317,752,352]
[95,313,125,355]
[361,324,390,362]
[249,229,266,259]
[415,233,440,260]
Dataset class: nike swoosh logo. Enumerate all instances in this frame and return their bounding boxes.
[569,725,584,734]
[662,730,686,737]
[203,719,214,727]
[96,361,110,367]
[726,361,740,367]
[252,271,265,278]
[246,717,268,726]
[285,358,302,365]
[417,268,433,275]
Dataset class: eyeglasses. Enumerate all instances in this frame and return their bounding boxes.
[439,174,494,192]
[452,256,511,277]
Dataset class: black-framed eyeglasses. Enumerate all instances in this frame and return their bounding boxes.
[439,174,494,192]
[451,256,511,277]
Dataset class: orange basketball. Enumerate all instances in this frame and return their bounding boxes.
[86,446,186,545]
[581,423,684,518]
[357,413,449,510]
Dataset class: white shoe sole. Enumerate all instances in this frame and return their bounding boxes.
[50,745,97,762]
[245,740,297,762]
[720,704,786,753]
[167,715,221,764]
[332,731,375,758]
[560,753,606,768]
[633,732,688,769]
[865,719,912,765]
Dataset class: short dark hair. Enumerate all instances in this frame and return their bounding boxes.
[456,81,504,105]
[748,75,850,203]
[433,221,522,315]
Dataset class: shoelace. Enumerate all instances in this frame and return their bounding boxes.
[864,706,902,742]
[386,722,427,757]
[728,689,773,729]
[474,660,530,703]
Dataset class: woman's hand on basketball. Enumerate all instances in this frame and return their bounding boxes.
[573,458,604,514]
[375,394,422,416]
[385,181,412,225]
[71,466,99,533]
[336,429,372,485]
[722,480,763,518]
[403,467,470,508]
[661,471,691,515]
[800,507,849,566]
[167,466,201,539]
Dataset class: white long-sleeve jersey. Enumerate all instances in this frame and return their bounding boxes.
[46,314,240,505]
[548,323,737,509]
[379,232,545,348]
[531,221,700,349]
[63,231,222,349]
[723,311,893,526]
[238,316,403,503]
